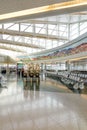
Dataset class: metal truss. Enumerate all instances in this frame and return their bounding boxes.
[0,39,45,49]
[0,44,25,52]
[0,14,87,54]
[0,29,68,40]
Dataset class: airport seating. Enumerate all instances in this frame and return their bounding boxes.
[45,70,87,90]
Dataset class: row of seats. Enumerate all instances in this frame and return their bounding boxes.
[46,70,87,90]
[57,71,87,83]
[0,74,7,87]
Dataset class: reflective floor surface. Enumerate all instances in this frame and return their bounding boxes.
[0,73,87,130]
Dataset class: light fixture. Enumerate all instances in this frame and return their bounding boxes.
[0,0,87,20]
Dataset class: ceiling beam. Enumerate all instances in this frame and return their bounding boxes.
[22,19,69,25]
[0,39,45,49]
[22,18,87,25]
[0,29,68,40]
[0,45,25,52]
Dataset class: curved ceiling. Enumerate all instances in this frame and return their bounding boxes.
[0,0,87,23]
[0,0,87,61]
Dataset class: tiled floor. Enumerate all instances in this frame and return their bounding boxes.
[0,73,87,130]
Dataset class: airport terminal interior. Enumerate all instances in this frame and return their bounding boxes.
[0,0,87,130]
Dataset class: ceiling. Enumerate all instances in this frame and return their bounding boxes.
[0,0,87,60]
[0,0,87,23]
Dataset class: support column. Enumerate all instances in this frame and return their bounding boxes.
[44,63,47,71]
[68,15,71,40]
[19,23,21,32]
[66,61,70,71]
[41,63,43,71]
[6,64,9,76]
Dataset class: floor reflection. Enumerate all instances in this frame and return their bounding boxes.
[23,78,40,91]
[16,73,87,94]
[23,78,40,99]
[0,73,87,97]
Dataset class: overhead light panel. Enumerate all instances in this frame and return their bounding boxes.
[0,0,87,20]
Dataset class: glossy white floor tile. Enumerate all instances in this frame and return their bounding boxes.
[0,74,87,130]
[0,90,87,130]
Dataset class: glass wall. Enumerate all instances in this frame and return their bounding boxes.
[0,14,87,58]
